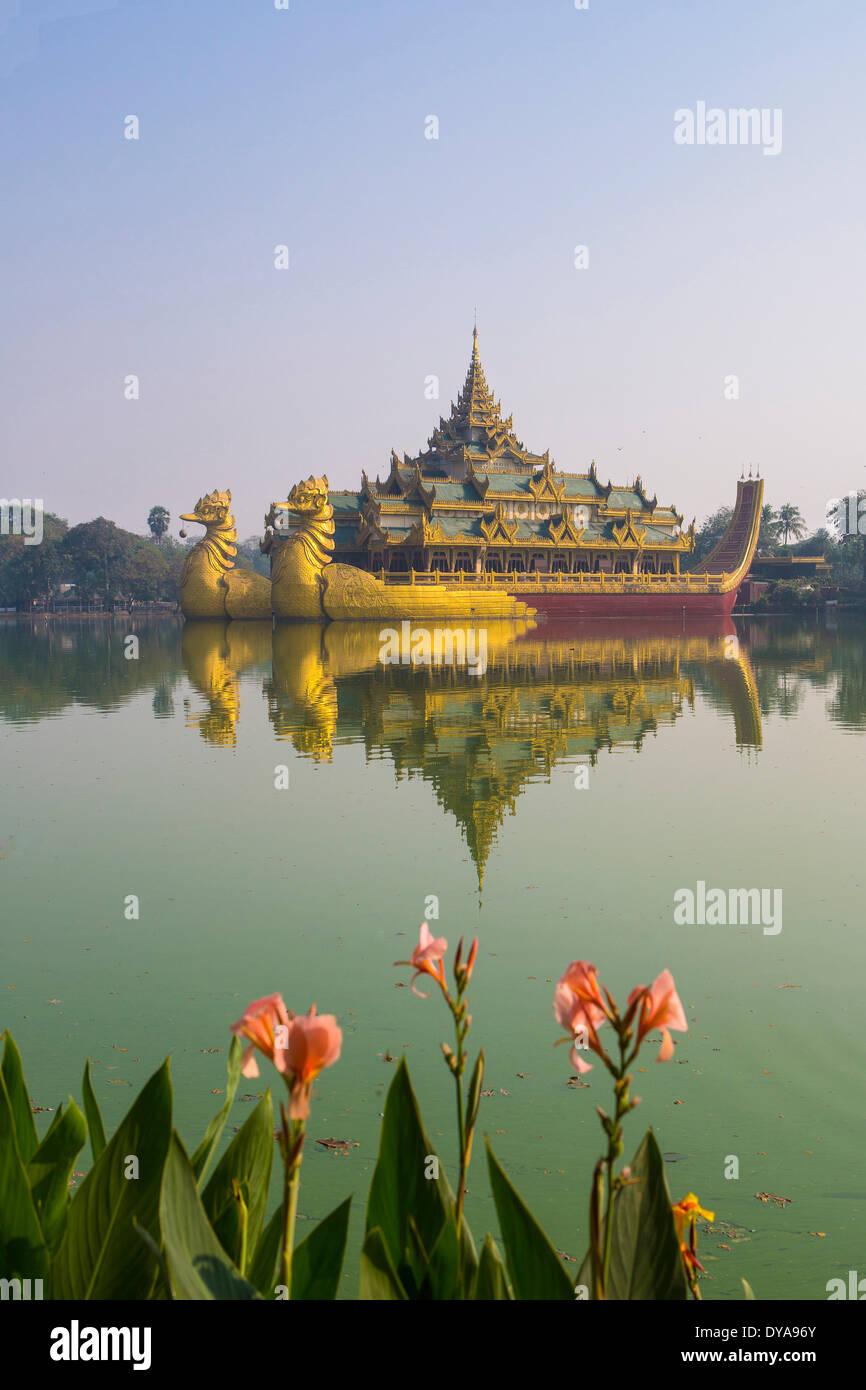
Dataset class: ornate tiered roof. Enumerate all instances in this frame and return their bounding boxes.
[327,328,693,559]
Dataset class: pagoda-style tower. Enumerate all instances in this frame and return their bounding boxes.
[326,327,694,579]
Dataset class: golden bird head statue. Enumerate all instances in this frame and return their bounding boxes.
[180,489,233,528]
[277,475,331,518]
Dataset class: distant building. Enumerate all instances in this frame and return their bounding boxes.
[328,328,696,577]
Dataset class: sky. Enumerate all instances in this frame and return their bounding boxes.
[2,0,864,540]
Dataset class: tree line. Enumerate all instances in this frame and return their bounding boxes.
[0,509,267,609]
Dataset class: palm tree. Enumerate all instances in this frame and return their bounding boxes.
[147,506,170,546]
[776,503,807,547]
[758,505,781,553]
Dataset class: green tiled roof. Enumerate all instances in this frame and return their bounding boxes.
[561,476,602,497]
[606,490,647,510]
[329,492,365,513]
[429,481,481,502]
[484,473,532,494]
[432,514,484,538]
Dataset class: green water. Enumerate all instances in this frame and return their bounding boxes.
[1,613,864,1300]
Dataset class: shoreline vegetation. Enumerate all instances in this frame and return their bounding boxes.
[0,939,741,1301]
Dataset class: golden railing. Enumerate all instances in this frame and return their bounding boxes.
[377,569,732,592]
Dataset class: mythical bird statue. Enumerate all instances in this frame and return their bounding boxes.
[179,490,271,620]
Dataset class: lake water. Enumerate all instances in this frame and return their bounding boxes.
[1,612,864,1300]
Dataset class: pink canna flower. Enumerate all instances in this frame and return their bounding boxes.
[230,993,291,1078]
[627,969,687,1062]
[553,961,610,1073]
[283,1005,343,1119]
[395,923,448,997]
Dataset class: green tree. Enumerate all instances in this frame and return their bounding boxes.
[776,503,807,546]
[62,518,135,607]
[692,506,732,564]
[125,544,174,601]
[758,504,781,554]
[0,513,68,607]
[147,506,170,545]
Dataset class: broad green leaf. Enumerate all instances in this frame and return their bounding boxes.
[458,1213,478,1296]
[191,1036,242,1185]
[606,1129,688,1300]
[486,1138,573,1300]
[366,1059,453,1281]
[249,1205,282,1296]
[474,1233,512,1300]
[134,1218,173,1300]
[359,1226,407,1300]
[0,1069,48,1280]
[1,1032,38,1163]
[160,1133,260,1300]
[425,1215,461,1300]
[575,1248,592,1298]
[292,1196,352,1300]
[81,1059,106,1162]
[53,1059,173,1299]
[201,1090,272,1272]
[26,1097,87,1252]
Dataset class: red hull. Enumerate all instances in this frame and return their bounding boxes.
[507,586,740,619]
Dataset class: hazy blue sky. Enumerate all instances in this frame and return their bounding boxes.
[2,0,863,539]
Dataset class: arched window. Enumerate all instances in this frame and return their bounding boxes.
[552,552,569,573]
[431,551,449,572]
[485,553,502,573]
[389,551,409,573]
[507,554,525,573]
[455,551,473,572]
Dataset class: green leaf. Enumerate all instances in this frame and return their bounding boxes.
[53,1059,173,1299]
[0,1069,48,1280]
[474,1233,512,1300]
[1,1032,38,1163]
[606,1129,688,1300]
[191,1036,243,1185]
[425,1215,461,1300]
[201,1090,272,1273]
[26,1098,87,1252]
[457,1213,479,1297]
[366,1058,453,1282]
[359,1226,408,1300]
[249,1205,282,1296]
[81,1059,106,1163]
[292,1196,352,1300]
[160,1133,260,1300]
[486,1138,573,1300]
